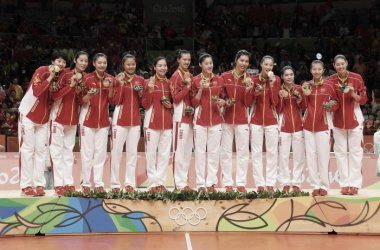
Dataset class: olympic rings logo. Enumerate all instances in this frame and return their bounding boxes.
[168,207,207,226]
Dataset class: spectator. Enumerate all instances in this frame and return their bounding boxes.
[0,86,5,102]
[339,22,350,38]
[1,110,16,135]
[8,77,23,99]
[363,108,369,120]
[280,55,292,68]
[353,57,367,78]
[364,113,378,135]
[295,67,309,85]
[372,98,380,113]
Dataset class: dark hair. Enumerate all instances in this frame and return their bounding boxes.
[311,60,324,68]
[199,53,212,64]
[235,50,250,62]
[93,53,107,63]
[152,56,167,75]
[153,56,167,67]
[260,55,274,64]
[333,54,348,64]
[122,53,136,65]
[176,49,191,60]
[51,51,68,62]
[281,66,295,76]
[70,51,89,70]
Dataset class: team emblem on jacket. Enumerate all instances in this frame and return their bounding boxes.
[33,74,40,85]
[321,88,326,93]
[212,81,217,85]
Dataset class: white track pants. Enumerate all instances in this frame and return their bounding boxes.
[250,124,278,187]
[220,123,250,187]
[333,125,363,188]
[110,125,140,189]
[145,128,172,189]
[193,124,222,188]
[278,131,305,188]
[49,121,76,187]
[304,130,331,190]
[173,122,193,189]
[80,126,109,188]
[19,114,48,189]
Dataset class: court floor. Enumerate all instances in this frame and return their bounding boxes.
[2,233,379,250]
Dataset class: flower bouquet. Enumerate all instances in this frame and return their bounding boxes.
[88,87,99,95]
[322,101,332,109]
[336,82,350,93]
[227,98,236,105]
[211,95,219,102]
[303,83,312,96]
[184,106,194,113]
[134,83,143,91]
[160,95,169,103]
[293,89,301,99]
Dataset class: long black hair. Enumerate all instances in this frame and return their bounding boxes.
[176,49,191,60]
[70,51,89,70]
[199,53,212,64]
[153,56,167,75]
[89,53,107,72]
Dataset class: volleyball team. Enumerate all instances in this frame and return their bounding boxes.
[18,49,367,197]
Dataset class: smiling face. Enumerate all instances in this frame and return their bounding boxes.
[154,59,168,78]
[51,57,67,71]
[199,57,213,75]
[311,62,324,80]
[333,58,348,75]
[260,58,274,77]
[93,56,107,73]
[123,58,136,75]
[282,69,294,85]
[178,53,191,71]
[74,54,88,73]
[235,55,249,74]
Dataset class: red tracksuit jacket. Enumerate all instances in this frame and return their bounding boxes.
[19,66,63,124]
[247,74,281,126]
[276,84,303,133]
[221,70,253,125]
[191,73,225,126]
[169,68,193,124]
[80,72,115,128]
[301,80,339,132]
[326,72,367,129]
[52,68,87,126]
[141,75,173,130]
[113,73,144,127]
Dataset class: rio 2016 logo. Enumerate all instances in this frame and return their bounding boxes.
[153,4,186,13]
[0,167,19,185]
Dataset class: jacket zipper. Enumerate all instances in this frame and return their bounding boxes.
[233,79,237,124]
[131,85,133,126]
[161,82,164,130]
[343,92,345,129]
[263,84,265,126]
[209,88,212,126]
[98,80,102,128]
[290,93,295,133]
[70,91,75,125]
[312,87,317,132]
